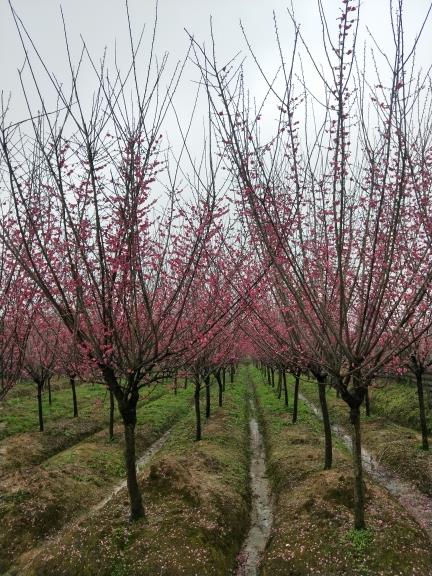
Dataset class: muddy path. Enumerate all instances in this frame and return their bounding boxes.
[300,393,432,539]
[237,393,273,576]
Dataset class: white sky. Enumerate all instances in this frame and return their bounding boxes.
[1,0,432,161]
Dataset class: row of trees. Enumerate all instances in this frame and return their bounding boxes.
[2,0,432,531]
[191,0,432,530]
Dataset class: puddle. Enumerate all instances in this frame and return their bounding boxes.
[237,397,273,575]
[300,393,432,539]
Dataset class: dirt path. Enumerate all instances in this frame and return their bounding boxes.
[300,393,432,539]
[236,394,272,576]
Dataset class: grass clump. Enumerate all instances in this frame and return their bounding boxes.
[345,527,374,553]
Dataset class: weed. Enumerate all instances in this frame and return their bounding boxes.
[346,528,374,553]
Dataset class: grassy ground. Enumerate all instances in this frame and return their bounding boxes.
[254,368,432,576]
[6,371,251,576]
[369,378,432,432]
[299,377,432,496]
[4,376,85,399]
[0,383,167,472]
[0,381,108,440]
[0,384,190,574]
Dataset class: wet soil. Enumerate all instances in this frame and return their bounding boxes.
[237,396,273,576]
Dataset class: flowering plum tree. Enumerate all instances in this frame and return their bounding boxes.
[0,11,226,519]
[21,310,62,432]
[0,242,30,400]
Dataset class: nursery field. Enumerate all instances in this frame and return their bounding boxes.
[1,365,432,576]
[4,0,432,574]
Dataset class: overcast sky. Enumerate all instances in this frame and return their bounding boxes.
[1,0,432,158]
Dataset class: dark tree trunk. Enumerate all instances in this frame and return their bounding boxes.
[184,376,188,389]
[283,369,289,407]
[205,375,211,419]
[37,381,44,432]
[277,370,282,399]
[101,366,144,520]
[109,391,115,441]
[120,401,144,521]
[70,376,78,417]
[222,368,226,392]
[317,377,332,470]
[47,377,52,406]
[293,372,300,423]
[194,379,202,441]
[267,366,271,387]
[230,364,235,383]
[174,374,178,395]
[216,371,223,407]
[350,405,366,530]
[364,387,370,417]
[271,368,275,388]
[415,370,429,450]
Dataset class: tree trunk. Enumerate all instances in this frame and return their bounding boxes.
[109,391,115,441]
[37,381,44,432]
[364,387,370,417]
[267,367,271,387]
[277,370,282,399]
[415,371,429,450]
[184,376,188,389]
[317,378,332,470]
[174,374,178,395]
[194,380,202,441]
[121,404,144,521]
[293,372,300,423]
[350,405,366,530]
[230,364,235,383]
[222,368,226,392]
[205,375,211,419]
[47,377,52,406]
[271,368,275,388]
[101,367,143,520]
[70,376,78,418]
[283,369,289,407]
[216,371,223,407]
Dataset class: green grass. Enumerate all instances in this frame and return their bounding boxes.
[0,380,172,441]
[0,383,171,474]
[9,369,251,576]
[370,378,432,431]
[0,381,107,440]
[253,367,432,576]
